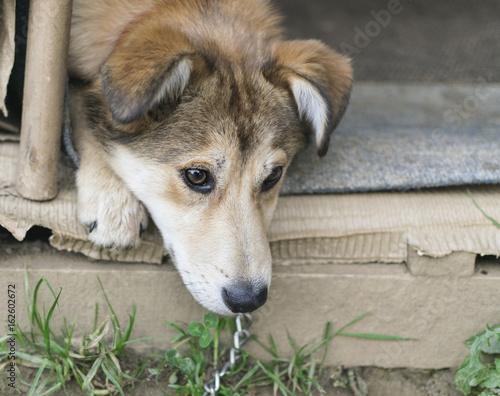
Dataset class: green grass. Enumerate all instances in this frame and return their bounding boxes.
[0,275,150,395]
[1,276,413,395]
[147,311,412,396]
[455,325,500,395]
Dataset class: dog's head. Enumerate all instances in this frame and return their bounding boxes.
[88,3,352,314]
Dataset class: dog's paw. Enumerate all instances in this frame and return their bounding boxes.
[77,181,149,251]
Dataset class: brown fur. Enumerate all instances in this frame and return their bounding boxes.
[69,0,353,314]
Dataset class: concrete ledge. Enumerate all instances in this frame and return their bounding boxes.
[406,246,476,277]
[2,240,499,369]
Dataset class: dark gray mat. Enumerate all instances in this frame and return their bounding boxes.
[281,82,500,194]
[275,0,500,82]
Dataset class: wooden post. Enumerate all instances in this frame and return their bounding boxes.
[16,0,73,201]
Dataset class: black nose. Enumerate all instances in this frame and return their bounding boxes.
[222,283,268,313]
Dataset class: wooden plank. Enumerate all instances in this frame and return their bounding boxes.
[16,0,73,201]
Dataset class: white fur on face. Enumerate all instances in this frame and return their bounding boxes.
[109,146,278,314]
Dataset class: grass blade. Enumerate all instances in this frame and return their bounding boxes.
[27,358,48,396]
[286,331,298,352]
[43,288,63,360]
[107,352,122,376]
[33,368,55,396]
[38,382,63,396]
[31,279,46,343]
[64,317,77,357]
[319,322,332,377]
[337,332,415,341]
[93,303,99,333]
[310,312,371,355]
[15,352,56,368]
[82,354,104,391]
[15,324,29,351]
[165,321,189,338]
[307,354,316,394]
[119,305,137,347]
[101,360,125,396]
[269,334,279,358]
[468,189,500,229]
[97,276,120,330]
[256,360,293,396]
[334,312,370,334]
[233,364,261,390]
[252,336,280,359]
[54,363,68,394]
[122,336,159,346]
[31,279,61,348]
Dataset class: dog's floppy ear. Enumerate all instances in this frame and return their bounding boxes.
[266,40,352,156]
[100,24,194,124]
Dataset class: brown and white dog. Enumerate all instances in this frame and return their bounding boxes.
[68,0,352,314]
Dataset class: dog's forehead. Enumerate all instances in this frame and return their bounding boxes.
[99,70,306,164]
[178,72,306,161]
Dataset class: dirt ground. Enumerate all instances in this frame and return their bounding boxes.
[0,360,461,396]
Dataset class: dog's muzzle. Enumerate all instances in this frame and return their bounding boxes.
[222,282,268,313]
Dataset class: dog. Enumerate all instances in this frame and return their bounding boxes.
[68,0,352,314]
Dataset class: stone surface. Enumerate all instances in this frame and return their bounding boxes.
[406,247,476,277]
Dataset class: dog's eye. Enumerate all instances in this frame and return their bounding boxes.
[262,166,283,192]
[186,169,207,185]
[183,169,214,193]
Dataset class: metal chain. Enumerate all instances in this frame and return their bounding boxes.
[203,313,252,396]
